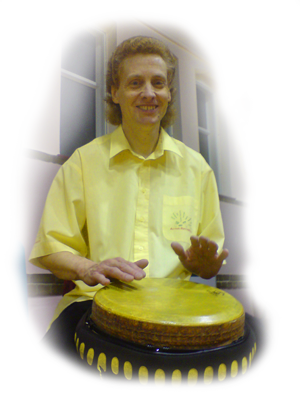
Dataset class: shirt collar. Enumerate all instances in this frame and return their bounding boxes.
[109,125,183,160]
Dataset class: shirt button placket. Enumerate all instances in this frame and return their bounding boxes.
[134,161,150,270]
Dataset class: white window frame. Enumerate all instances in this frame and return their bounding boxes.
[196,81,219,185]
[60,29,107,142]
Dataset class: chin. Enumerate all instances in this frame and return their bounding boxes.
[138,114,164,126]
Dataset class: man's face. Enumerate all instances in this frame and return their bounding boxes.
[111,54,171,130]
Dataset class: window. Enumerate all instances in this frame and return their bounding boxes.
[60,31,106,157]
[196,82,219,183]
[165,55,182,141]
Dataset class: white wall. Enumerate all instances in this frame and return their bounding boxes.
[242,62,297,203]
[0,0,61,154]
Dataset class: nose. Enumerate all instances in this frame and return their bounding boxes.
[141,82,155,98]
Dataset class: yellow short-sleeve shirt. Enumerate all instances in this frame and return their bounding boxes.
[29,126,225,321]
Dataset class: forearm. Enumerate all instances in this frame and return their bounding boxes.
[37,252,95,281]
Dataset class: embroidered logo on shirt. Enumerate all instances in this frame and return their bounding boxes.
[170,211,192,232]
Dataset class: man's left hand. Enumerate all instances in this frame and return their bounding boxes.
[171,236,229,279]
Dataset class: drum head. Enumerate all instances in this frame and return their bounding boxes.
[91,278,245,350]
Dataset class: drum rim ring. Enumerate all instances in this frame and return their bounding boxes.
[74,308,256,391]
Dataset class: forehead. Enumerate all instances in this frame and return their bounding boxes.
[118,54,168,81]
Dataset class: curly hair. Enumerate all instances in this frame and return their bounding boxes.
[105,36,177,128]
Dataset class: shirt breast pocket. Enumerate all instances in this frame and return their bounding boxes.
[162,195,198,243]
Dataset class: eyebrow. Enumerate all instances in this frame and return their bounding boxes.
[126,73,167,81]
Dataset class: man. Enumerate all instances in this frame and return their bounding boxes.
[29,36,228,356]
[30,37,228,326]
[0,37,278,390]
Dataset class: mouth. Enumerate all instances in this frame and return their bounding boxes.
[137,105,158,111]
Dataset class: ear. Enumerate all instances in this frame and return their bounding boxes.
[111,86,119,104]
[167,89,171,103]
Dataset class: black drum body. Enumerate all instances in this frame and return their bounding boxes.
[74,310,257,384]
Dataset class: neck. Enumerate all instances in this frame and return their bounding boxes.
[122,123,161,158]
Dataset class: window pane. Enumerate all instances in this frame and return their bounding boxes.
[199,132,210,163]
[60,77,95,157]
[61,33,96,81]
[196,87,207,129]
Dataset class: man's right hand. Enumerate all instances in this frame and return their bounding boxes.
[37,252,148,287]
[78,257,148,286]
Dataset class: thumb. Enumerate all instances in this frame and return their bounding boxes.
[171,242,187,260]
[219,249,229,263]
[135,259,149,269]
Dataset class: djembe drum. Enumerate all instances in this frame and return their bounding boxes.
[74,278,256,384]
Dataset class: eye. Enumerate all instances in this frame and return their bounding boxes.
[153,79,166,88]
[130,79,141,87]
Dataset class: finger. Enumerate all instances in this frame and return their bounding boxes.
[190,236,200,247]
[207,241,218,257]
[199,237,220,258]
[199,236,210,251]
[111,258,146,279]
[135,259,149,269]
[218,249,229,263]
[115,259,147,280]
[95,274,111,286]
[171,242,187,260]
[101,263,136,282]
[126,259,147,280]
[85,268,112,286]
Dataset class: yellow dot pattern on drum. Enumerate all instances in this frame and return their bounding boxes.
[139,366,148,384]
[231,360,238,378]
[155,369,165,384]
[218,363,227,381]
[79,342,85,360]
[124,361,133,380]
[204,366,214,384]
[87,348,94,366]
[76,338,79,352]
[187,368,198,384]
[111,357,119,375]
[172,369,182,384]
[97,353,106,372]
[242,357,247,374]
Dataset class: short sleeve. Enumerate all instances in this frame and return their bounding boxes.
[29,150,88,268]
[197,168,225,254]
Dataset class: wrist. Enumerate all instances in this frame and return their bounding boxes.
[74,257,98,282]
